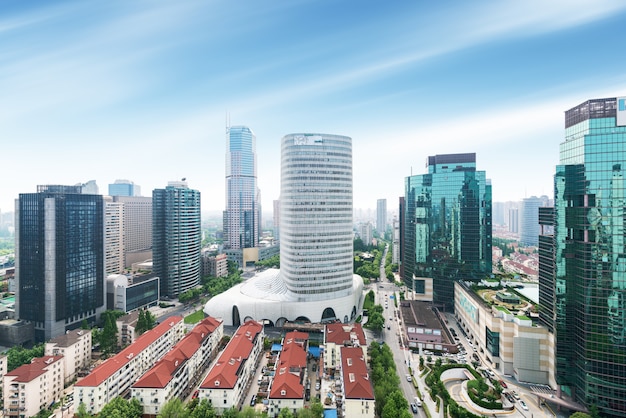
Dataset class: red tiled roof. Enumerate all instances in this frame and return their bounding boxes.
[269,332,307,399]
[200,321,262,390]
[340,346,374,400]
[6,356,63,383]
[133,316,222,389]
[75,316,183,388]
[324,323,366,345]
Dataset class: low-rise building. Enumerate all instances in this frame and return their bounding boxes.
[74,316,184,415]
[268,331,308,416]
[199,321,264,414]
[323,323,366,372]
[45,329,92,384]
[116,310,139,347]
[340,346,375,418]
[3,356,64,418]
[454,282,556,386]
[131,316,223,416]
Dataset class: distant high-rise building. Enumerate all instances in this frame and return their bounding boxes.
[109,179,140,197]
[104,198,125,275]
[78,180,99,195]
[403,153,492,309]
[111,196,152,268]
[539,97,626,418]
[508,207,519,234]
[273,199,280,243]
[392,216,400,265]
[358,222,373,246]
[519,195,550,247]
[376,199,387,235]
[223,126,260,253]
[153,181,201,297]
[15,185,105,341]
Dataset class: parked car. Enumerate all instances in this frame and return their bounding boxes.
[315,381,321,391]
[250,395,257,406]
[512,391,520,400]
[410,403,418,414]
[499,379,508,388]
[406,374,412,382]
[519,400,529,410]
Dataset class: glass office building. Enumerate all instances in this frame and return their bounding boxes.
[280,133,354,303]
[16,185,105,341]
[539,97,626,417]
[403,153,492,309]
[153,181,201,297]
[224,126,260,251]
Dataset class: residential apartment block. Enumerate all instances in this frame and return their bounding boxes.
[340,346,375,418]
[74,316,184,415]
[323,323,367,372]
[268,331,309,416]
[132,316,223,416]
[199,321,264,414]
[45,329,92,385]
[4,356,64,418]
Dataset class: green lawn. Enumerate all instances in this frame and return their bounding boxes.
[184,309,205,324]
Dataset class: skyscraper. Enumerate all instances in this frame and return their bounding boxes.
[539,97,626,417]
[109,179,140,197]
[104,197,124,275]
[15,185,105,341]
[111,195,152,268]
[224,126,260,252]
[403,153,492,309]
[519,195,550,247]
[204,133,363,325]
[377,198,387,235]
[152,181,201,297]
[280,133,355,303]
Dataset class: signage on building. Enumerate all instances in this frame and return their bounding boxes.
[618,97,626,127]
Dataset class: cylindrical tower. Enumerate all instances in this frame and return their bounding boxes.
[280,133,354,301]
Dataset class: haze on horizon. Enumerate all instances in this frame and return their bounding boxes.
[2,0,626,214]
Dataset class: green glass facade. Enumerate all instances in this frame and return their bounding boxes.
[539,98,626,417]
[403,153,492,309]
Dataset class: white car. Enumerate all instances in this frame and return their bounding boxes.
[406,374,412,382]
[519,400,529,411]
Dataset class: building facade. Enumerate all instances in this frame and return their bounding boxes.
[104,198,125,274]
[538,97,626,417]
[280,133,355,305]
[519,195,550,247]
[153,181,201,297]
[45,329,92,385]
[74,316,184,415]
[111,196,152,268]
[403,153,492,310]
[376,198,387,235]
[267,331,308,416]
[108,179,140,197]
[224,126,261,254]
[340,346,375,418]
[199,321,264,414]
[4,356,64,418]
[15,185,106,341]
[132,316,223,416]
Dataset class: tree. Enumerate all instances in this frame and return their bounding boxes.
[99,312,118,355]
[75,403,92,418]
[188,399,217,418]
[158,398,188,418]
[99,397,142,418]
[570,413,591,418]
[309,398,324,418]
[278,408,294,418]
[136,308,157,335]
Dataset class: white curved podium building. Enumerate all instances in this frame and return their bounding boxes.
[205,133,363,326]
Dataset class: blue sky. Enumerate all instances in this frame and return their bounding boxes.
[2,0,626,216]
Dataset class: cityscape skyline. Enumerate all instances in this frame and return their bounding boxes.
[3,1,626,215]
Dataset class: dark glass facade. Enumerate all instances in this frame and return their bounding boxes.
[126,277,159,311]
[153,182,201,297]
[539,97,626,417]
[403,154,492,309]
[17,186,104,341]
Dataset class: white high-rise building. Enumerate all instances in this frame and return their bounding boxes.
[280,134,355,302]
[377,198,387,234]
[104,198,125,275]
[204,133,363,325]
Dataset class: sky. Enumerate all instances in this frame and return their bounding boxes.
[3,0,626,217]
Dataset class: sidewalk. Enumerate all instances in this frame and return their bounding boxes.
[411,355,442,418]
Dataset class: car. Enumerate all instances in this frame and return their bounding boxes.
[487,369,495,378]
[512,391,520,400]
[414,397,422,407]
[410,403,418,413]
[499,379,508,388]
[250,395,257,407]
[387,325,391,330]
[315,381,321,391]
[406,374,412,382]
[389,317,393,321]
[519,400,528,411]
